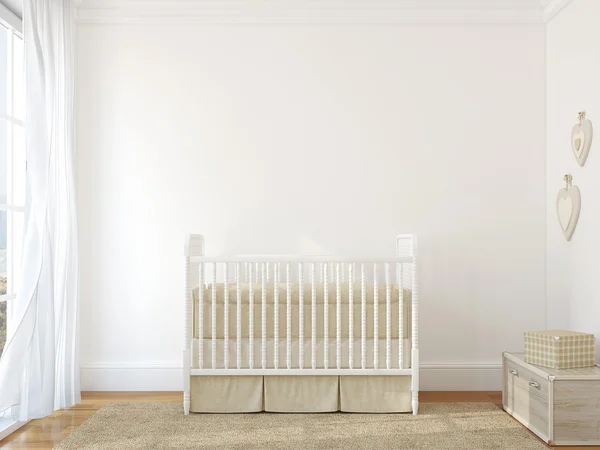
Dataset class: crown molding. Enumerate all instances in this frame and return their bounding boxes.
[75,0,546,25]
[541,0,574,22]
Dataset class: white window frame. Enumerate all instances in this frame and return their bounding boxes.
[0,1,27,440]
[0,2,24,306]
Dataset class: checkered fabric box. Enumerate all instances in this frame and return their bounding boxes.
[524,330,596,369]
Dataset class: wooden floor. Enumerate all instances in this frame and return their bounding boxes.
[0,391,597,449]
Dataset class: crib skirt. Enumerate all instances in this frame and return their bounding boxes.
[189,335,412,413]
[190,376,264,413]
[190,375,412,413]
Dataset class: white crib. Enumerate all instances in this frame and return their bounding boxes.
[183,234,419,415]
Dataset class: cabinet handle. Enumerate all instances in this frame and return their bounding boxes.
[509,369,518,376]
[529,380,540,390]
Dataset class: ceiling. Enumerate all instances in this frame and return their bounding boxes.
[0,0,571,25]
[1,0,20,19]
[74,0,572,25]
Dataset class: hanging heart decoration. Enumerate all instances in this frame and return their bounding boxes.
[571,111,593,167]
[556,174,581,241]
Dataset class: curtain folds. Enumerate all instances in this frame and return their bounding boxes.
[0,0,79,420]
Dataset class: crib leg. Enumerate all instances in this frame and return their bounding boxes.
[412,348,419,416]
[183,349,191,415]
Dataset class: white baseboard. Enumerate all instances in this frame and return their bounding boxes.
[81,362,502,391]
[81,362,183,391]
[420,364,501,391]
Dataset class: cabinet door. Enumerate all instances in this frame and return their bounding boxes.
[504,357,549,441]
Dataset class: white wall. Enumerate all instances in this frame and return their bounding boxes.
[76,23,546,390]
[546,0,600,353]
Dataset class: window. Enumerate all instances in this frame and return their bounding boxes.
[0,8,24,360]
[0,3,25,439]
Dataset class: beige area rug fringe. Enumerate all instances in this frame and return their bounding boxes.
[55,402,545,449]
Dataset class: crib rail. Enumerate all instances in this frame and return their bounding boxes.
[189,256,414,263]
[189,368,412,376]
[183,234,419,415]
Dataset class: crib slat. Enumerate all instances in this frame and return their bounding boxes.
[249,263,254,369]
[385,263,391,370]
[262,263,267,369]
[299,262,304,369]
[336,263,341,369]
[198,263,204,369]
[348,263,354,369]
[311,263,316,369]
[323,263,329,370]
[399,263,404,369]
[212,263,217,369]
[236,262,241,370]
[373,263,378,370]
[224,263,229,369]
[274,262,279,369]
[286,263,292,369]
[361,263,366,370]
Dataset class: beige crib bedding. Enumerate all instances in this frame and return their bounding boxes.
[191,337,411,369]
[190,373,412,413]
[189,283,414,414]
[190,376,265,413]
[264,376,340,412]
[192,283,412,340]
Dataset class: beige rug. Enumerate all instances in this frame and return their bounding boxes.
[55,402,546,449]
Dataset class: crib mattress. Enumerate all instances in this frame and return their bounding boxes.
[193,283,412,340]
[191,337,411,369]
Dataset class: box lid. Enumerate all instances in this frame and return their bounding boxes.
[525,330,595,340]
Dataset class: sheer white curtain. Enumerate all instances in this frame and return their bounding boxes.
[0,0,79,420]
